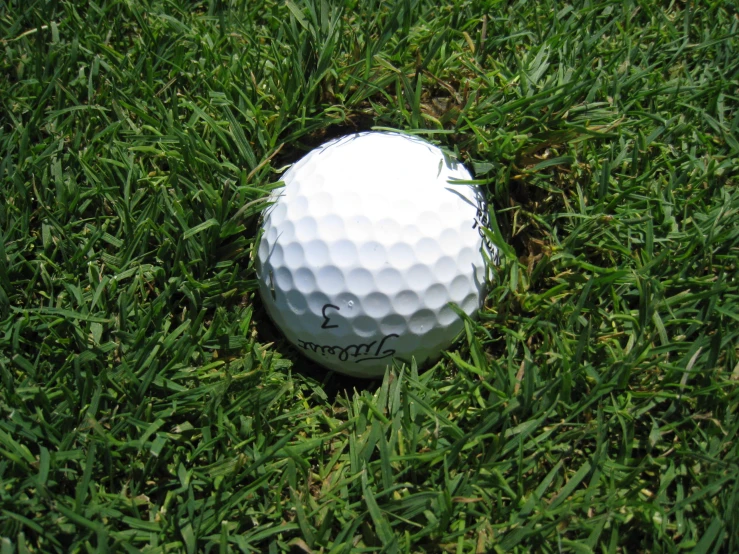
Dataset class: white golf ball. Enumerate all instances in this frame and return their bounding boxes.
[256,131,496,378]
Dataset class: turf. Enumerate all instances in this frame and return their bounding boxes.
[1,0,738,552]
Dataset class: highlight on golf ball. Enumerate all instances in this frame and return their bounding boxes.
[256,131,498,378]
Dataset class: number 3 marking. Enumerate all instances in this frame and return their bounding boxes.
[321,304,340,329]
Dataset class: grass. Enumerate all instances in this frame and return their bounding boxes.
[1,0,738,552]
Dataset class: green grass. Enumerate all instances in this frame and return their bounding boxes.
[1,0,738,552]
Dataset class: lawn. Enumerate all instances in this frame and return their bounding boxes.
[1,0,738,552]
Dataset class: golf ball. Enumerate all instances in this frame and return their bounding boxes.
[256,131,496,378]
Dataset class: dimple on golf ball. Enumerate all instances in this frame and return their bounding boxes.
[256,131,496,378]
